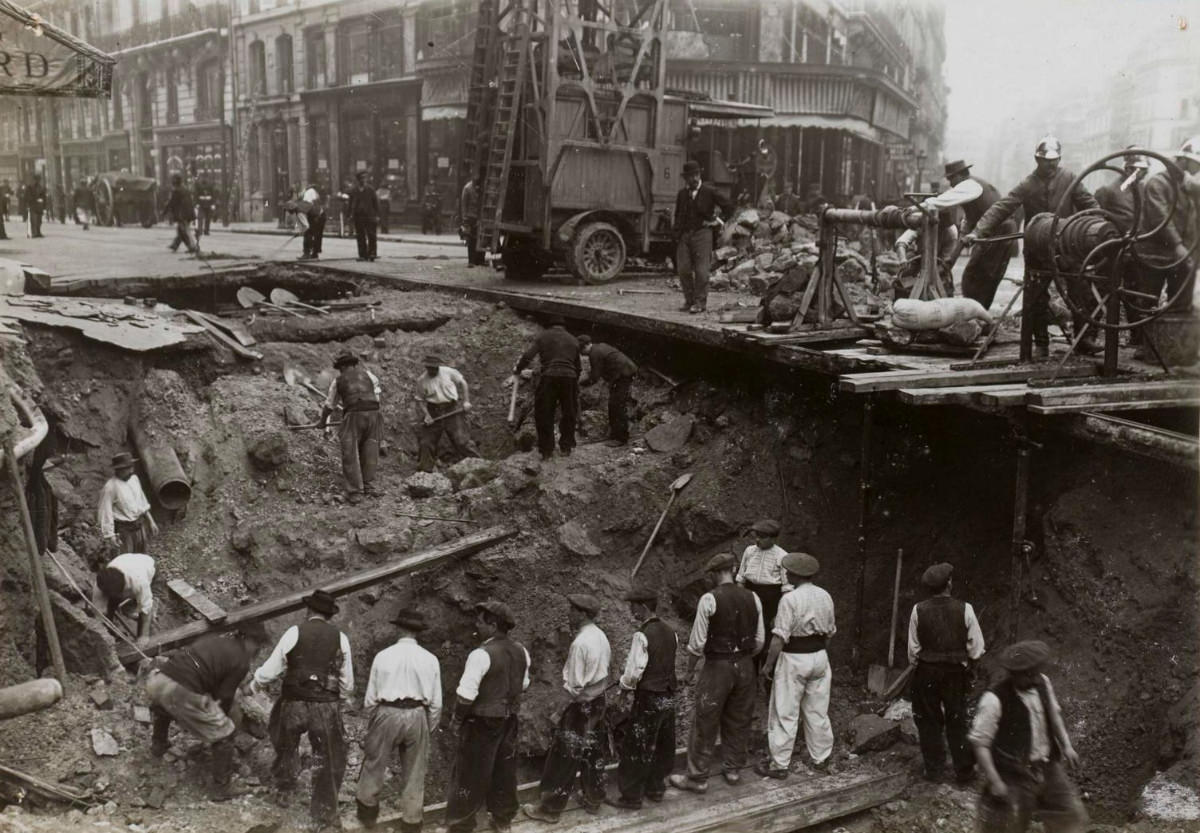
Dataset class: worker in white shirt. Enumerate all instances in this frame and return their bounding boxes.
[94,551,156,643]
[318,351,383,503]
[300,182,326,260]
[414,354,479,472]
[523,594,611,823]
[355,609,442,833]
[970,641,1087,833]
[754,553,835,780]
[97,451,158,558]
[251,589,354,830]
[735,518,790,669]
[908,562,986,785]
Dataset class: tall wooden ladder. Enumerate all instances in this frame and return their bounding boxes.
[477,0,531,255]
[461,0,499,185]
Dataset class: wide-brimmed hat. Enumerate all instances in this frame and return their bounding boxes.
[922,562,954,589]
[998,640,1051,671]
[422,354,443,367]
[623,585,658,603]
[781,552,819,577]
[303,589,339,617]
[545,315,566,327]
[333,351,358,369]
[704,552,737,573]
[943,160,973,178]
[391,609,429,631]
[683,160,701,176]
[567,593,601,616]
[751,519,780,537]
[475,599,516,630]
[112,451,138,470]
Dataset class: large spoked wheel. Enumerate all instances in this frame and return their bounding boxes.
[93,179,114,226]
[567,221,626,284]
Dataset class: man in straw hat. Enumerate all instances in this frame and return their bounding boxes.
[97,450,158,557]
[252,589,354,830]
[669,552,764,794]
[445,600,531,833]
[319,350,383,503]
[754,552,835,780]
[414,353,479,472]
[969,640,1087,833]
[355,609,442,832]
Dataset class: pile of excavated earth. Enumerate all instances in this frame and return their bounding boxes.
[0,279,1197,832]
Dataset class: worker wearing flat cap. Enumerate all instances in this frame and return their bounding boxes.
[445,600,530,833]
[607,586,679,810]
[97,450,158,557]
[524,594,611,823]
[669,552,764,794]
[755,552,836,780]
[735,519,791,669]
[969,641,1087,833]
[577,334,638,447]
[513,316,581,460]
[356,609,442,832]
[907,562,985,784]
[319,351,384,503]
[413,353,479,473]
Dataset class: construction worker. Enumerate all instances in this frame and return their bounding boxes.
[754,552,835,780]
[97,451,158,557]
[734,518,790,637]
[577,335,637,447]
[669,552,764,794]
[195,175,215,236]
[252,589,354,830]
[318,351,383,503]
[907,562,985,784]
[350,170,380,262]
[355,609,442,832]
[445,600,531,833]
[1138,136,1199,316]
[513,316,581,460]
[93,551,156,643]
[300,180,326,260]
[1094,147,1150,235]
[970,640,1088,833]
[966,136,1101,358]
[673,160,729,314]
[523,593,611,823]
[459,177,484,267]
[163,174,198,254]
[414,354,480,472]
[146,622,270,800]
[608,586,678,810]
[26,174,46,238]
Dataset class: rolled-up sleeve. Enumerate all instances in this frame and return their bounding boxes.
[254,625,299,687]
[619,631,649,691]
[907,606,921,665]
[338,632,354,699]
[455,647,491,702]
[686,593,716,657]
[968,691,1002,748]
[964,603,985,661]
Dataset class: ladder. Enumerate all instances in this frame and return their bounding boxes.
[477,0,531,255]
[461,0,499,185]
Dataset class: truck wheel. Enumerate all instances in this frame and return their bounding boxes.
[568,221,625,284]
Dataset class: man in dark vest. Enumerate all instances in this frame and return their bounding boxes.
[673,160,730,314]
[445,600,531,833]
[577,335,637,447]
[607,586,678,810]
[969,640,1087,833]
[318,351,383,503]
[163,174,198,254]
[27,174,46,238]
[907,562,985,784]
[669,551,764,793]
[195,175,216,236]
[513,316,581,460]
[350,170,380,261]
[252,590,354,830]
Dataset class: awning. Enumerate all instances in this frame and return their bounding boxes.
[685,99,773,120]
[422,104,467,121]
[0,0,114,98]
[753,114,883,144]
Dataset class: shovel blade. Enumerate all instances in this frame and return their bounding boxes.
[671,472,694,491]
[270,288,300,306]
[237,286,266,308]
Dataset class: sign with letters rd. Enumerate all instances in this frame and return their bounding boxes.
[0,0,114,98]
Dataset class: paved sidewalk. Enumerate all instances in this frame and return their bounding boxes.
[222,221,461,247]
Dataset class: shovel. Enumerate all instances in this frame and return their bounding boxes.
[282,364,328,399]
[237,286,303,318]
[270,287,331,315]
[631,472,693,577]
[506,375,520,424]
[867,548,907,696]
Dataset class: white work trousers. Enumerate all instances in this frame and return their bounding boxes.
[768,650,833,769]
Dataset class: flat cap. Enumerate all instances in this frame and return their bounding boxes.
[333,351,358,368]
[781,552,819,577]
[475,600,516,629]
[567,593,601,616]
[998,640,1051,671]
[751,519,781,537]
[623,586,658,603]
[922,562,954,589]
[421,354,444,367]
[704,552,737,573]
[545,315,566,327]
[390,609,429,631]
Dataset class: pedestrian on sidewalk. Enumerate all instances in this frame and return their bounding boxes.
[300,181,326,260]
[673,160,728,314]
[513,316,581,460]
[252,589,354,831]
[669,552,764,794]
[93,552,156,644]
[195,175,216,236]
[72,178,93,230]
[318,351,383,503]
[414,354,479,472]
[163,174,198,254]
[754,552,835,780]
[96,451,158,558]
[578,335,637,447]
[421,181,443,235]
[459,177,484,266]
[350,170,380,261]
[970,640,1088,833]
[607,586,678,811]
[355,609,442,832]
[445,600,531,833]
[523,594,611,823]
[146,623,270,800]
[27,174,46,238]
[735,519,790,662]
[908,562,985,784]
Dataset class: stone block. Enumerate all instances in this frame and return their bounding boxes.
[247,432,288,470]
[447,457,499,491]
[355,526,395,555]
[714,246,739,262]
[90,728,119,757]
[89,684,112,711]
[558,521,602,558]
[748,274,771,296]
[404,471,453,498]
[848,713,901,753]
[645,414,695,453]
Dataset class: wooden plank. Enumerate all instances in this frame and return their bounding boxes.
[119,526,516,664]
[0,762,92,805]
[1067,412,1199,469]
[839,363,1099,394]
[1026,380,1200,407]
[197,311,257,346]
[0,296,203,352]
[976,387,1035,407]
[181,309,264,360]
[897,384,1028,407]
[167,578,228,624]
[1029,397,1200,415]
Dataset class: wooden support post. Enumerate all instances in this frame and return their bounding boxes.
[4,441,67,688]
[852,396,874,668]
[1008,419,1037,642]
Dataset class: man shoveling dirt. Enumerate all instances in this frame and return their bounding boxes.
[318,351,383,503]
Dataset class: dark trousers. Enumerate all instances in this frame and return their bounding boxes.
[268,698,347,825]
[605,375,633,442]
[977,760,1088,833]
[676,228,713,309]
[533,375,578,457]
[911,662,974,779]
[356,219,378,259]
[170,221,197,253]
[445,715,520,833]
[304,211,326,256]
[962,235,1017,309]
[0,212,7,238]
[686,655,756,781]
[197,207,212,235]
[464,222,484,265]
[114,517,148,556]
[536,696,607,815]
[29,209,43,237]
[151,708,235,784]
[417,400,480,472]
[1026,262,1097,347]
[340,409,382,494]
[617,691,676,803]
[744,582,782,672]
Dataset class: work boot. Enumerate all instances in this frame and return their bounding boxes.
[603,439,627,448]
[809,757,832,773]
[678,302,692,312]
[150,711,171,757]
[1076,336,1102,356]
[668,774,707,794]
[356,799,380,829]
[644,792,664,803]
[604,795,642,811]
[520,804,560,824]
[398,822,421,833]
[1034,343,1050,360]
[209,779,250,802]
[348,491,364,505]
[488,816,512,833]
[753,761,789,780]
[723,770,741,786]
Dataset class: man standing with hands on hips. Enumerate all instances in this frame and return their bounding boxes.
[673,160,729,314]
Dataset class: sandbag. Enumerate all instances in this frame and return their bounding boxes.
[892,297,992,331]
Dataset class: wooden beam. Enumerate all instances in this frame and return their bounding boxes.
[1063,412,1199,469]
[1029,398,1200,415]
[119,525,516,664]
[181,309,264,360]
[167,578,228,624]
[839,363,1099,394]
[1025,380,1200,407]
[897,384,1028,407]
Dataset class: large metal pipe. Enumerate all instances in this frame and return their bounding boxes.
[822,206,925,230]
[0,678,62,721]
[129,422,192,511]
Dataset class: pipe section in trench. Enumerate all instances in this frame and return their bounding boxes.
[129,421,192,510]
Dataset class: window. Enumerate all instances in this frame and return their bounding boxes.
[669,2,754,61]
[136,73,153,127]
[276,34,294,94]
[166,66,179,124]
[338,19,371,85]
[112,75,124,129]
[371,13,404,80]
[305,28,326,89]
[308,114,330,191]
[248,127,260,191]
[248,40,267,95]
[415,1,472,61]
[197,59,223,121]
[797,4,829,64]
